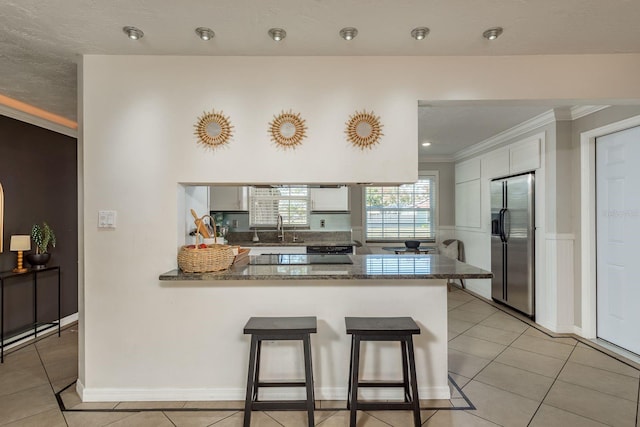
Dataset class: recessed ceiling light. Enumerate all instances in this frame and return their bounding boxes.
[123,26,144,40]
[482,27,503,41]
[268,28,287,41]
[421,142,432,147]
[195,27,215,41]
[339,27,358,41]
[411,27,430,40]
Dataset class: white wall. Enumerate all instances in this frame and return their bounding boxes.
[80,54,640,397]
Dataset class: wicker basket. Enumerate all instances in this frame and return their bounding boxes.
[177,215,234,273]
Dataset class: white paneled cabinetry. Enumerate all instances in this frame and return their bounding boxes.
[246,246,307,255]
[310,187,349,211]
[455,159,482,228]
[210,186,248,211]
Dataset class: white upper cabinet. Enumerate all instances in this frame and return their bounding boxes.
[310,187,350,211]
[510,136,541,174]
[210,186,248,211]
[455,158,481,183]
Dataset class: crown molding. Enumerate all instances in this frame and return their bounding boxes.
[554,107,573,121]
[454,109,555,161]
[570,105,609,120]
[0,102,77,138]
[419,155,455,163]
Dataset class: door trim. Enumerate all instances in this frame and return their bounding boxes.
[580,115,640,338]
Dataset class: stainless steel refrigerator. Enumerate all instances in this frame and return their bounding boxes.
[490,172,535,318]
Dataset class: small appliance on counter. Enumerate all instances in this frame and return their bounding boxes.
[306,245,354,254]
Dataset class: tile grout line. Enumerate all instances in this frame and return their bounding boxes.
[522,347,631,427]
[31,335,71,427]
[448,312,534,427]
[206,411,239,426]
[263,410,286,426]
[162,410,177,427]
[636,376,639,427]
[525,344,578,427]
[458,288,640,371]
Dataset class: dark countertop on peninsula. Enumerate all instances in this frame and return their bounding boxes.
[159,254,493,281]
[232,240,356,247]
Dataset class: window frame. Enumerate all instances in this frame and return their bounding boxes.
[362,172,438,242]
[249,185,311,227]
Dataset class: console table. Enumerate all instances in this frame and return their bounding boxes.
[0,266,61,362]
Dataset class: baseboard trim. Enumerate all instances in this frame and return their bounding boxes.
[1,312,78,351]
[79,385,450,402]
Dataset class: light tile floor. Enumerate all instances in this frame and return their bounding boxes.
[1,287,639,426]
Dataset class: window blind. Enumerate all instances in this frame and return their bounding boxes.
[365,177,435,240]
[249,186,310,226]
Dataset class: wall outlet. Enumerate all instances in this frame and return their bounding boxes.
[320,219,325,228]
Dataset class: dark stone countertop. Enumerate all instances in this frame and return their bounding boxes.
[231,241,356,247]
[159,254,493,281]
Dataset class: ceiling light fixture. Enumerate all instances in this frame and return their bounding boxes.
[482,27,503,41]
[268,28,287,41]
[421,142,431,147]
[411,27,430,40]
[339,27,358,41]
[195,27,215,41]
[123,26,144,40]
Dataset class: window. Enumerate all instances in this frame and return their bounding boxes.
[249,186,310,227]
[365,176,436,241]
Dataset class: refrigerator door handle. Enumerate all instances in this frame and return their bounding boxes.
[499,208,507,242]
[503,208,511,242]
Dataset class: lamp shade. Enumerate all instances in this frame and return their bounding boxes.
[10,235,31,251]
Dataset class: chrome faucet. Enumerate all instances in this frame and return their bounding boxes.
[276,215,285,242]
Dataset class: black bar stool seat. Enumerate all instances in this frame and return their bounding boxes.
[243,316,316,427]
[345,316,421,427]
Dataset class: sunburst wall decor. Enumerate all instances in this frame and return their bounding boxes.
[268,110,307,148]
[345,110,384,149]
[194,109,234,148]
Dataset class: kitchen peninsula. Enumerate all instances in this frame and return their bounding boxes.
[154,254,492,403]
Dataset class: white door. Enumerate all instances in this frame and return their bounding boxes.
[596,125,640,355]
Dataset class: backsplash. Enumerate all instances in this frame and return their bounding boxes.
[226,230,352,245]
[211,211,351,232]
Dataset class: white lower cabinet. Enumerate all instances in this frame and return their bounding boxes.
[246,246,307,255]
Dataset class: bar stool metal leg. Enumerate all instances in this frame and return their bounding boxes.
[346,334,355,410]
[244,335,259,427]
[349,335,361,427]
[252,340,263,401]
[302,334,315,427]
[407,337,421,427]
[400,339,410,402]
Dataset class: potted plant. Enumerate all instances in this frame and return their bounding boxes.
[26,222,56,269]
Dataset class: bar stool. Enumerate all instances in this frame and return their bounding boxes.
[345,316,421,427]
[243,316,317,427]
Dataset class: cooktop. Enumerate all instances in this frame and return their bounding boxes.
[249,254,353,265]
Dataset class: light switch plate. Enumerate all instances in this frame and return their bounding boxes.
[98,210,117,228]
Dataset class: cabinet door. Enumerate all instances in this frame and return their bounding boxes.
[310,187,349,211]
[210,186,247,211]
[455,180,481,228]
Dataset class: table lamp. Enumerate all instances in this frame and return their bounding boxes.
[10,235,31,273]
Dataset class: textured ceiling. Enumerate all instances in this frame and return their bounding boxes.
[418,104,553,157]
[1,0,639,145]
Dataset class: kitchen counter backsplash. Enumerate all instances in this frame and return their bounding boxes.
[227,230,352,245]
[215,212,352,232]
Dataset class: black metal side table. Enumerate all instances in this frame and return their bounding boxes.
[0,266,61,363]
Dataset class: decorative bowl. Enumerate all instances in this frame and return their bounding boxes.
[404,240,420,249]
